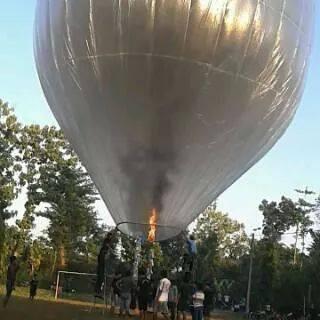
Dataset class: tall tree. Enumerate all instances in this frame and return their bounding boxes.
[195,205,248,259]
[17,123,102,270]
[0,101,22,275]
[308,231,320,306]
[295,188,315,255]
[260,199,292,243]
[257,198,295,306]
[29,162,99,270]
[160,233,186,272]
[194,204,248,280]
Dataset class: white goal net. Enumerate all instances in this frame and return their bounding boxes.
[54,271,98,303]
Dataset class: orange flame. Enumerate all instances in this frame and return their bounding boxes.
[147,209,157,242]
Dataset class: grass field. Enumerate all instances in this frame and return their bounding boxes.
[0,286,112,320]
[0,286,243,320]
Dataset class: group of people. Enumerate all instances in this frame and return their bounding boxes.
[151,272,215,320]
[104,268,210,320]
[2,255,39,308]
[94,231,210,320]
[2,231,204,318]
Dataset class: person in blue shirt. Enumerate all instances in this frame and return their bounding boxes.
[183,234,197,272]
[187,235,197,255]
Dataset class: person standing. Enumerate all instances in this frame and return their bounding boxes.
[203,283,215,319]
[192,284,205,320]
[29,273,39,300]
[3,256,19,308]
[95,231,116,298]
[110,268,122,313]
[138,273,152,320]
[117,270,134,317]
[168,279,179,320]
[177,273,193,320]
[154,271,171,320]
[183,234,197,273]
[187,235,197,272]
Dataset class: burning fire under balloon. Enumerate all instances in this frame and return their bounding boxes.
[147,209,157,242]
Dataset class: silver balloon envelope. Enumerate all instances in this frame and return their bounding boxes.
[34,0,314,241]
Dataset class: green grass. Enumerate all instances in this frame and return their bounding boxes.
[0,286,244,320]
[1,285,53,301]
[0,285,114,320]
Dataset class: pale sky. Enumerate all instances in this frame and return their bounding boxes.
[1,2,320,244]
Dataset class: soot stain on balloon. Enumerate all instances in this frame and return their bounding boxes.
[119,109,176,223]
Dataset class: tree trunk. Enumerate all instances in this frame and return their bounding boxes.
[0,214,6,274]
[58,244,67,269]
[11,237,21,257]
[85,243,90,264]
[30,261,35,276]
[293,223,299,265]
[51,250,58,277]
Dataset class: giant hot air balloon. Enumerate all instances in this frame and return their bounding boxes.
[34,0,314,241]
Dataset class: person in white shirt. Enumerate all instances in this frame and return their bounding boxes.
[192,283,205,320]
[154,271,171,320]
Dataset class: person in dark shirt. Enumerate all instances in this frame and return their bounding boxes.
[117,270,134,317]
[95,231,116,297]
[138,273,152,320]
[3,256,19,308]
[111,269,122,313]
[309,305,319,320]
[177,273,193,320]
[168,279,179,320]
[203,283,215,319]
[29,273,39,300]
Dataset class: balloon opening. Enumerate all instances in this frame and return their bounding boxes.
[116,221,182,242]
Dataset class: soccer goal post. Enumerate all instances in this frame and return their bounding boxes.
[55,270,96,300]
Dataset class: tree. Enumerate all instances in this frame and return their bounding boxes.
[307,232,320,306]
[160,233,186,272]
[295,188,315,255]
[16,123,103,271]
[257,198,296,307]
[2,109,112,278]
[252,195,318,311]
[10,209,35,257]
[275,192,316,264]
[0,101,22,276]
[30,162,99,270]
[195,204,248,259]
[194,204,248,281]
[260,199,292,243]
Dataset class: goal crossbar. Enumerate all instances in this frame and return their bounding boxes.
[55,270,96,300]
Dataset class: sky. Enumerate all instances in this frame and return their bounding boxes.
[1,1,319,243]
